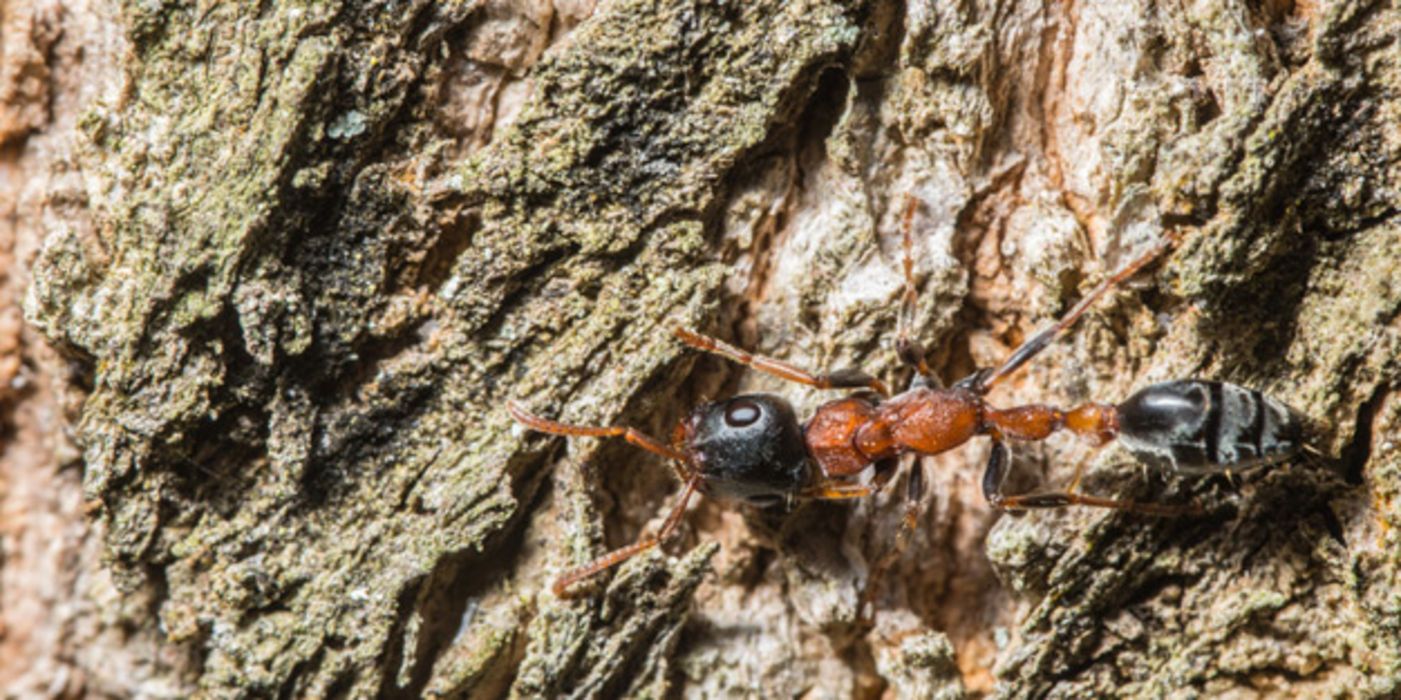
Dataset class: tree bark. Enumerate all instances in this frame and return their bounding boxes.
[3,0,1399,697]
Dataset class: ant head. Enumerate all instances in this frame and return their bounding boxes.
[685,394,811,507]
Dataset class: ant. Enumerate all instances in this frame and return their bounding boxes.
[509,198,1305,598]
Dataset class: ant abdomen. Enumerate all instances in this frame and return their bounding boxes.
[1116,380,1304,475]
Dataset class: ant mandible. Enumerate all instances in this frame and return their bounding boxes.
[509,197,1305,598]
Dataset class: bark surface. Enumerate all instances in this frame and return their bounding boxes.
[2,0,1399,698]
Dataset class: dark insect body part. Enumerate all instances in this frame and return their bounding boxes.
[509,197,1306,597]
[1115,380,1304,475]
[681,395,812,507]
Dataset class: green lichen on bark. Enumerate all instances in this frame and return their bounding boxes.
[26,0,877,696]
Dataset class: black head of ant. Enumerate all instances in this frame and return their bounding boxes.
[681,394,810,508]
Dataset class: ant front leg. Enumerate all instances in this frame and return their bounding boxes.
[506,403,713,595]
[674,327,890,396]
[800,480,875,500]
[982,439,1200,517]
[800,457,900,501]
[553,478,702,597]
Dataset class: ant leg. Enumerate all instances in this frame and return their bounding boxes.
[801,481,875,500]
[994,491,1202,517]
[674,327,890,396]
[859,458,925,624]
[974,231,1181,394]
[802,457,903,501]
[982,438,1012,504]
[982,439,1200,517]
[508,402,692,483]
[553,477,702,597]
[1065,453,1092,493]
[896,196,936,381]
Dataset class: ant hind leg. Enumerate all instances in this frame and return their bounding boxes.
[993,490,1202,517]
[974,231,1182,394]
[982,439,1199,517]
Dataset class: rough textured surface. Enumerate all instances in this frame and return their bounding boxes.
[4,0,1399,697]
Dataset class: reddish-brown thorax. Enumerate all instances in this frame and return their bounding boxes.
[803,387,984,478]
[802,386,1118,480]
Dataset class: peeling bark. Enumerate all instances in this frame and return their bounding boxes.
[2,0,1399,698]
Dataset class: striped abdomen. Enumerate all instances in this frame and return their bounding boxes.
[1116,380,1303,475]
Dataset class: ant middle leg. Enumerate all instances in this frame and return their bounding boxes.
[858,457,926,624]
[982,440,1200,517]
[896,196,937,383]
[974,230,1182,393]
[674,327,890,396]
[553,477,702,597]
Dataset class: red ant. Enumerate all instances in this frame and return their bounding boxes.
[509,198,1304,598]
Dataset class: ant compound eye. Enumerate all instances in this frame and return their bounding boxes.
[724,399,762,427]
